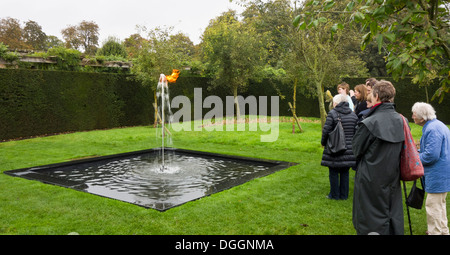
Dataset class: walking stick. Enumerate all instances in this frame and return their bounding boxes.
[402,180,413,235]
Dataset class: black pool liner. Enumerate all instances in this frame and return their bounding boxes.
[4,147,296,211]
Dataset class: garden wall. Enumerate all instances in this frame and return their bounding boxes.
[1,69,448,140]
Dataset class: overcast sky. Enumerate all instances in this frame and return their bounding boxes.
[2,0,245,45]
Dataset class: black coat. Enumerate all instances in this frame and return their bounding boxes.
[351,96,368,116]
[321,102,358,169]
[351,103,405,235]
[354,100,368,116]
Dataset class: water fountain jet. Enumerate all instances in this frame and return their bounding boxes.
[156,70,179,172]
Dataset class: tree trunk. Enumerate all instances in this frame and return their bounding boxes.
[153,90,158,127]
[292,78,297,133]
[315,81,327,128]
[234,85,241,120]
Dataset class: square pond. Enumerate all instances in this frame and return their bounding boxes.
[5,148,296,211]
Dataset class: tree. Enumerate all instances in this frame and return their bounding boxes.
[294,0,450,102]
[0,17,27,49]
[169,32,197,60]
[78,21,99,55]
[61,25,81,50]
[201,11,267,118]
[130,26,190,125]
[241,0,294,67]
[45,35,64,50]
[168,32,202,75]
[288,28,368,127]
[288,1,368,127]
[132,26,188,86]
[0,17,63,51]
[123,33,146,59]
[240,0,299,129]
[61,20,99,55]
[97,36,127,59]
[23,20,47,50]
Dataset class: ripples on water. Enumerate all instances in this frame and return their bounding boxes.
[38,150,277,210]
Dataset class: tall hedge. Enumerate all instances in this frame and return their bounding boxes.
[0,69,152,140]
[343,77,449,124]
[0,69,448,141]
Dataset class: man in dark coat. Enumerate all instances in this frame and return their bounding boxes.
[321,94,358,200]
[352,80,405,235]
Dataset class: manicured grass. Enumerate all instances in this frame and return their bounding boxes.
[0,117,441,235]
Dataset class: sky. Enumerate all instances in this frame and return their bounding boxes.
[2,0,246,45]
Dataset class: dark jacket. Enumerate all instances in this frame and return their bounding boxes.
[351,95,368,116]
[354,100,368,116]
[351,103,405,235]
[321,102,358,169]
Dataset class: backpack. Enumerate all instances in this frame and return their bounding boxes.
[399,114,424,181]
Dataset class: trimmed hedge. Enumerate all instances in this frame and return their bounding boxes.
[0,69,152,140]
[0,69,448,140]
[343,77,450,124]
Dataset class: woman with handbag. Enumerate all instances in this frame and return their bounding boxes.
[352,80,405,235]
[412,102,450,235]
[321,94,358,200]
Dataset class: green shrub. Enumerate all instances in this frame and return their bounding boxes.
[0,43,19,63]
[46,47,82,71]
[96,37,127,59]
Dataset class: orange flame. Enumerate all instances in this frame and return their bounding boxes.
[166,69,180,83]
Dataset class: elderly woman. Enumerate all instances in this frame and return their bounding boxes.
[412,102,450,235]
[321,94,358,200]
[352,80,405,235]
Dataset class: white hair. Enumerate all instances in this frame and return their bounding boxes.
[412,102,436,121]
[333,94,348,105]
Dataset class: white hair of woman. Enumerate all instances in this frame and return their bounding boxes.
[412,102,436,122]
[333,94,348,106]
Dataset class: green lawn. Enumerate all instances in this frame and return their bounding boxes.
[0,117,437,235]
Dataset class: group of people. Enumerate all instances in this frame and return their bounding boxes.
[320,78,450,235]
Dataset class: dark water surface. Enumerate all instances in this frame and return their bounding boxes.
[5,148,295,211]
